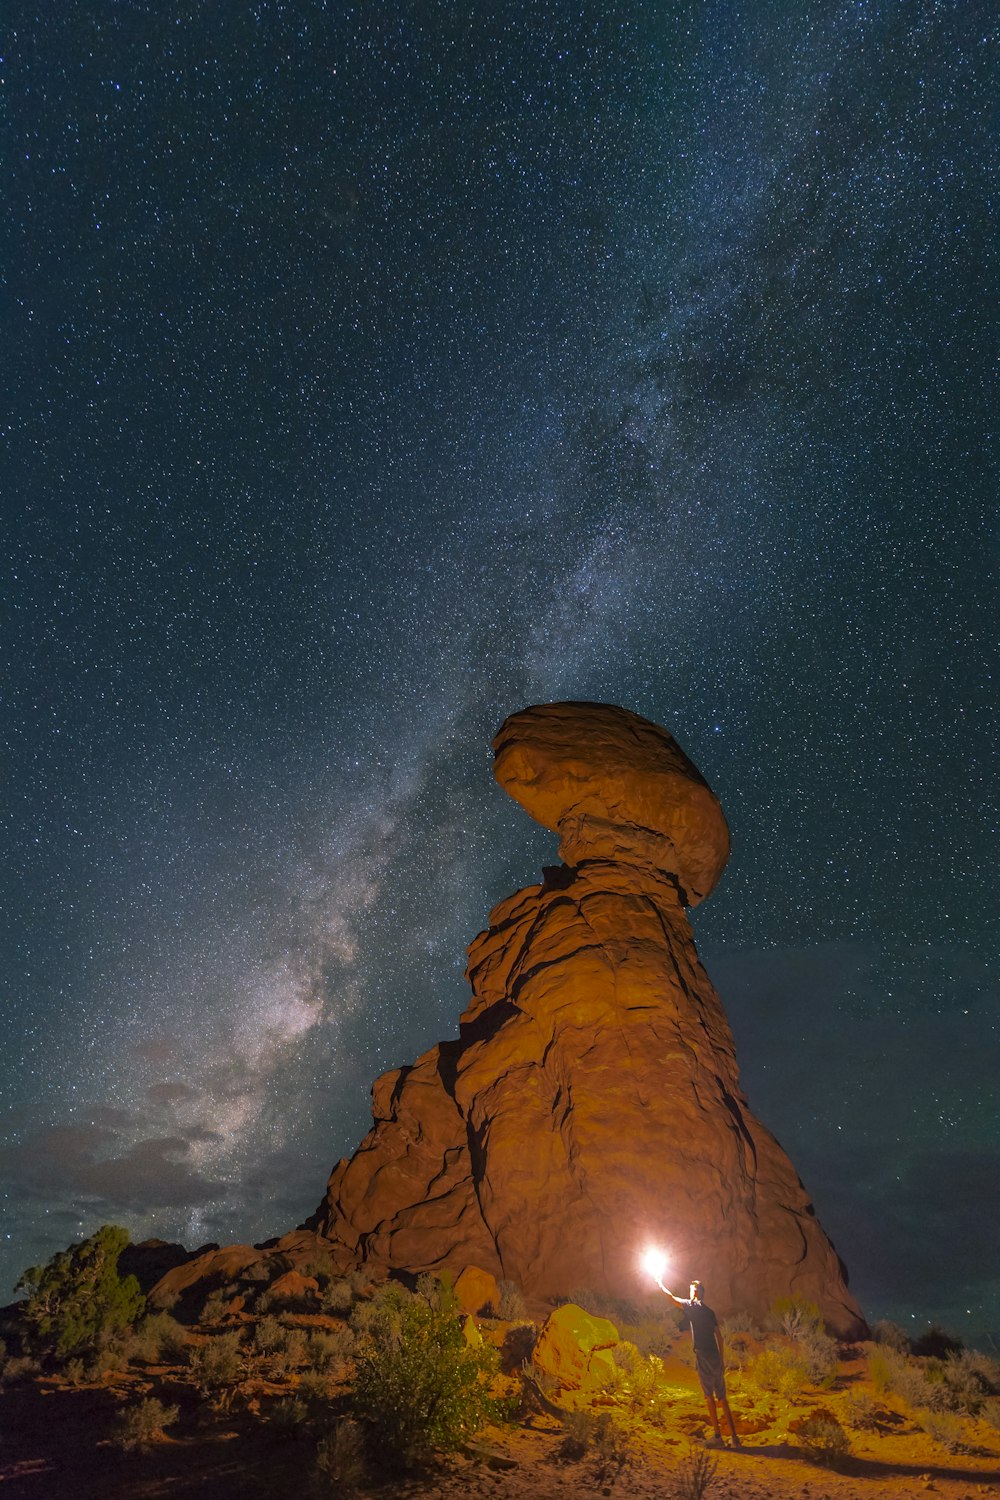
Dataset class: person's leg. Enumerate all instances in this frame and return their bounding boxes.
[704,1392,722,1439]
[719,1390,741,1446]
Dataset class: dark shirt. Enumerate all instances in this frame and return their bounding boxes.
[679,1296,719,1354]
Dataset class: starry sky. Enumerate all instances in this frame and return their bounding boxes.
[3,2,996,1339]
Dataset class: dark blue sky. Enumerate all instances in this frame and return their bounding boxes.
[3,1,996,1337]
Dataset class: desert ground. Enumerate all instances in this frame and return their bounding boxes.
[2,1279,999,1500]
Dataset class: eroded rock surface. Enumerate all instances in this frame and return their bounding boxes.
[306,703,864,1335]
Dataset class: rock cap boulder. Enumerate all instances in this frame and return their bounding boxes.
[493,701,730,904]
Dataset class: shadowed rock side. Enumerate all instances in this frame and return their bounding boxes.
[307,703,865,1336]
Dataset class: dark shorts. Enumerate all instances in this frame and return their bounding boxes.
[695,1348,726,1400]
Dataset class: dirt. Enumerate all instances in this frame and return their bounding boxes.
[2,1336,999,1499]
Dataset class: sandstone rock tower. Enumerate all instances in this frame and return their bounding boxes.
[308,703,864,1334]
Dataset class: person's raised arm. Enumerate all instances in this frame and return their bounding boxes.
[657,1281,686,1308]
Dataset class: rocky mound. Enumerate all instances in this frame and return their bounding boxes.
[305,703,865,1335]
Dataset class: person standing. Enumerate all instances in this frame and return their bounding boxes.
[658,1278,741,1448]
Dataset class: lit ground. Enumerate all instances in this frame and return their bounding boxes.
[1,1320,999,1498]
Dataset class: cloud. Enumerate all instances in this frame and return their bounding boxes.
[0,1123,227,1213]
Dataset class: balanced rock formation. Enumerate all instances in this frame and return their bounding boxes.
[307,703,864,1335]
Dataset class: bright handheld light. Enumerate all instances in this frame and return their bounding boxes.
[641,1247,668,1284]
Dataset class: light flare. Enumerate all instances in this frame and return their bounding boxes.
[641,1245,669,1284]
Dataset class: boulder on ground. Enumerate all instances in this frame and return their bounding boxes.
[532,1302,619,1389]
[454,1266,501,1316]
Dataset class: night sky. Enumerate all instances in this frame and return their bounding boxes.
[3,3,996,1340]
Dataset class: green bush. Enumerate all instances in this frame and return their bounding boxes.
[350,1284,511,1469]
[114,1396,180,1451]
[796,1413,851,1467]
[16,1225,145,1360]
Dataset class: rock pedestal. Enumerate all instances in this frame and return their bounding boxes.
[306,703,864,1335]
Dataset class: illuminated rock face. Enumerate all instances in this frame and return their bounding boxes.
[308,702,865,1335]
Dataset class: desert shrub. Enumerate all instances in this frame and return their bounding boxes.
[722,1310,763,1339]
[189,1330,245,1391]
[130,1311,188,1363]
[350,1285,512,1469]
[64,1357,88,1386]
[672,1445,718,1499]
[297,1255,336,1289]
[982,1397,1000,1432]
[16,1225,145,1360]
[414,1270,458,1315]
[268,1395,309,1438]
[0,1354,43,1385]
[939,1349,997,1413]
[591,1411,632,1481]
[558,1408,596,1460]
[623,1315,679,1357]
[616,1352,669,1421]
[152,1286,180,1313]
[871,1319,910,1352]
[267,1327,308,1377]
[315,1418,366,1491]
[772,1296,822,1340]
[796,1325,839,1386]
[496,1280,527,1321]
[307,1327,354,1372]
[917,1408,970,1452]
[502,1321,536,1370]
[746,1346,810,1397]
[524,1358,559,1397]
[114,1396,180,1451]
[199,1288,232,1325]
[912,1324,963,1359]
[613,1339,642,1372]
[796,1413,851,1467]
[253,1314,286,1353]
[321,1278,356,1314]
[842,1388,879,1429]
[868,1346,942,1411]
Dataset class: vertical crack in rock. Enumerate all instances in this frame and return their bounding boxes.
[305,702,866,1335]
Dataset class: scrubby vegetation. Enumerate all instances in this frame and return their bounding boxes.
[15,1225,145,1360]
[114,1395,180,1451]
[795,1411,852,1466]
[6,1228,1000,1496]
[350,1281,512,1469]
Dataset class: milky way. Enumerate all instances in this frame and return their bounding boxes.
[3,2,996,1338]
